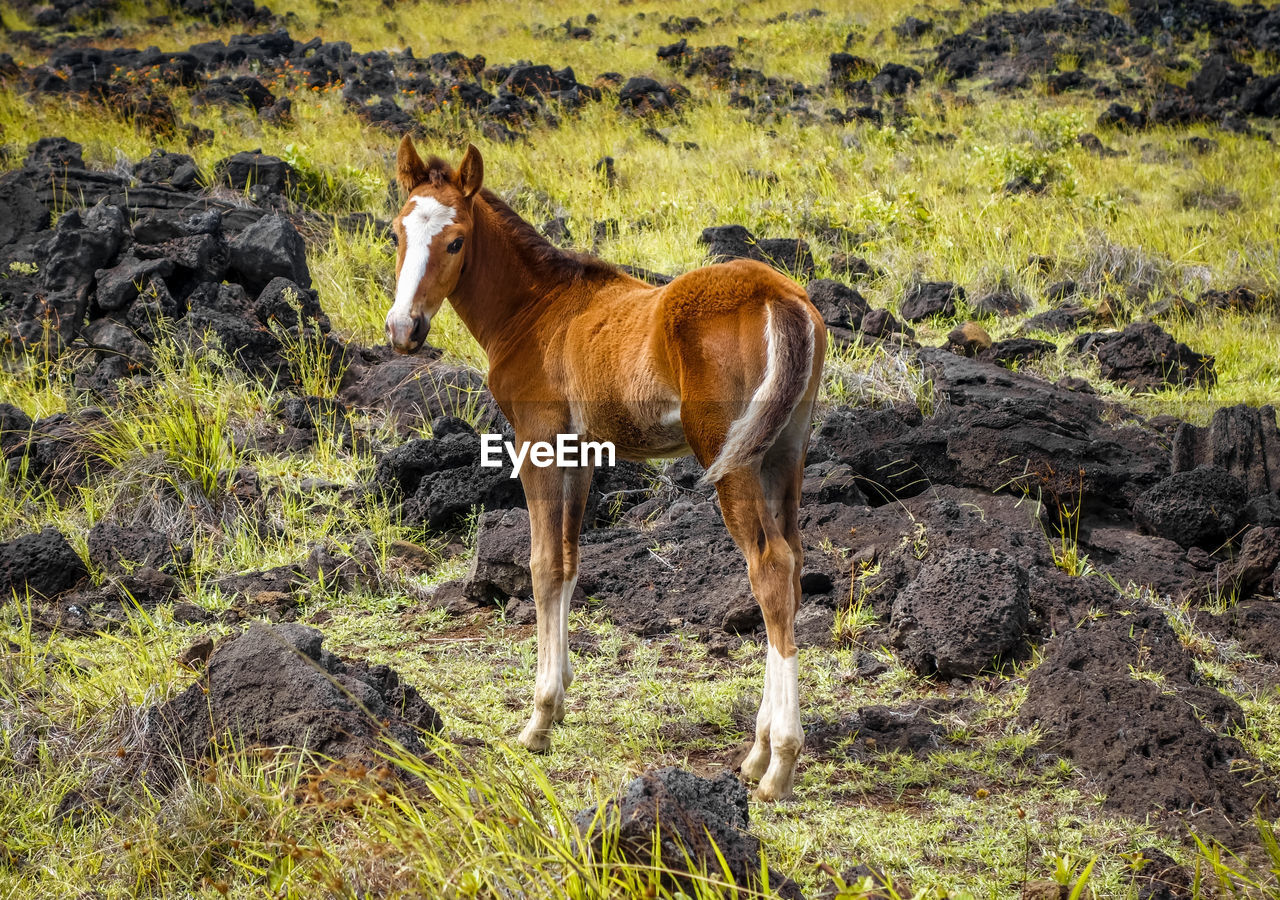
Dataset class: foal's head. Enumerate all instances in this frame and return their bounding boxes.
[385,137,484,353]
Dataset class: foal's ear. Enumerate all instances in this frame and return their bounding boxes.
[396,134,429,194]
[457,143,484,199]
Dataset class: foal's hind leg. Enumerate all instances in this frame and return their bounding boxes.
[714,466,805,801]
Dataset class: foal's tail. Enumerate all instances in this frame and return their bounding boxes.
[700,298,817,485]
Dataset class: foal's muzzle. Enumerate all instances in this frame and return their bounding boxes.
[387,313,430,353]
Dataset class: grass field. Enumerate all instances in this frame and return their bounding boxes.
[2,0,1280,896]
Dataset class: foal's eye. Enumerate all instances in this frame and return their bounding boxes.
[446,237,464,254]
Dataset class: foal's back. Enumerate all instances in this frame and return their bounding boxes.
[527,257,817,462]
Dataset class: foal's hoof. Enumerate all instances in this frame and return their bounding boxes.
[739,743,771,782]
[754,767,796,802]
[517,725,552,753]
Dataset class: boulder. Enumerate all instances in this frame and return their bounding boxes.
[1213,526,1280,599]
[1017,612,1265,839]
[807,279,870,333]
[0,527,88,599]
[1133,466,1248,550]
[0,182,51,247]
[93,256,175,312]
[890,548,1031,678]
[1172,404,1280,496]
[699,225,815,279]
[148,622,442,766]
[228,213,311,294]
[1091,323,1214,390]
[899,281,962,322]
[373,427,524,532]
[573,768,801,899]
[212,150,296,198]
[87,522,191,575]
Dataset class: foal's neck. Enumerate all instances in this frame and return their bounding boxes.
[445,191,584,361]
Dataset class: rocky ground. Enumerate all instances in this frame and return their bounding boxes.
[1,0,1279,897]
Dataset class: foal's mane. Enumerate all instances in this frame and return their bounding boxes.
[477,188,619,283]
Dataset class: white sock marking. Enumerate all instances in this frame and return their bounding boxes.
[768,644,801,752]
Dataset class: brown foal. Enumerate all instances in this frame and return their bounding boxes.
[385,138,825,800]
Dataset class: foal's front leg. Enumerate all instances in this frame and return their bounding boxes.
[516,463,592,751]
[516,463,567,752]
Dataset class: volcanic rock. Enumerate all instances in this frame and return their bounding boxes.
[87,522,191,575]
[1091,323,1214,390]
[1017,611,1267,837]
[899,281,962,322]
[228,213,311,293]
[0,527,88,599]
[699,225,815,279]
[1133,466,1249,550]
[1172,404,1280,496]
[573,768,801,899]
[148,622,442,766]
[373,424,524,532]
[890,548,1031,678]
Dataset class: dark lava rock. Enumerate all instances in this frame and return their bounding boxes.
[373,426,525,532]
[278,395,346,430]
[228,214,311,294]
[0,527,88,599]
[1217,602,1280,665]
[0,404,34,457]
[573,768,800,899]
[699,225,815,279]
[87,522,190,575]
[256,276,327,330]
[617,76,680,113]
[894,16,933,39]
[1172,404,1280,496]
[1091,323,1214,390]
[1214,526,1280,599]
[24,136,85,170]
[1017,612,1267,838]
[914,349,1169,511]
[859,308,914,343]
[801,460,868,507]
[339,351,498,435]
[890,548,1030,678]
[1238,73,1280,117]
[870,63,922,96]
[972,289,1030,317]
[808,699,968,759]
[1078,132,1123,157]
[807,278,870,339]
[1022,306,1091,333]
[983,337,1056,368]
[1133,466,1249,550]
[148,623,442,766]
[193,75,276,112]
[899,281,962,322]
[212,150,296,198]
[1188,54,1253,106]
[15,205,126,350]
[0,182,51,247]
[132,149,199,189]
[94,256,175,312]
[450,497,859,639]
[1098,103,1148,130]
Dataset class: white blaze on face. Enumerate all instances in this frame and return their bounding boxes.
[389,195,457,325]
